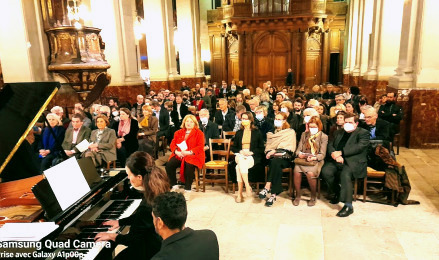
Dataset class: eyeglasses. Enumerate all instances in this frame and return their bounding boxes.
[335,99,343,101]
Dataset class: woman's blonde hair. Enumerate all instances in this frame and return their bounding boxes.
[142,104,153,114]
[180,114,199,129]
[46,113,62,126]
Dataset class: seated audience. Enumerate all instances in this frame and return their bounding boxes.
[259,112,296,206]
[293,98,304,116]
[280,101,300,131]
[51,106,70,129]
[224,104,246,132]
[328,111,346,141]
[85,115,117,167]
[132,95,145,119]
[112,108,139,167]
[296,108,319,143]
[172,95,189,126]
[62,113,91,158]
[151,101,169,139]
[95,152,168,259]
[321,113,369,217]
[39,113,66,172]
[254,105,274,142]
[306,85,322,100]
[138,105,159,156]
[166,115,205,200]
[373,94,387,112]
[214,98,235,128]
[267,100,280,120]
[236,93,250,111]
[293,116,328,206]
[151,192,219,260]
[231,112,265,203]
[227,84,238,98]
[70,108,92,129]
[360,106,390,142]
[192,93,205,112]
[329,94,346,118]
[198,109,220,160]
[323,84,336,99]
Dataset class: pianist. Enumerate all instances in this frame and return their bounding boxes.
[95,151,169,259]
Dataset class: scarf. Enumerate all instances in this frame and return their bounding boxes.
[118,119,131,137]
[265,129,296,153]
[307,132,320,155]
[140,116,149,128]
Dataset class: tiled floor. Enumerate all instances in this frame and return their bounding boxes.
[175,148,439,259]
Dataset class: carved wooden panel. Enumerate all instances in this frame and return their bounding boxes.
[253,32,289,87]
[305,53,321,86]
[330,29,340,52]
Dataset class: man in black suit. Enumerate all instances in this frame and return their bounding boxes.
[199,109,220,161]
[172,95,188,126]
[378,92,403,139]
[151,192,219,260]
[285,68,294,87]
[321,113,369,217]
[218,81,228,98]
[151,101,169,139]
[214,98,235,129]
[360,106,390,142]
[180,81,190,92]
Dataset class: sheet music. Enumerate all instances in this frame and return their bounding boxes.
[177,141,188,151]
[75,139,91,152]
[44,157,91,210]
[0,222,58,241]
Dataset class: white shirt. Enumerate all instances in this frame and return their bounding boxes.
[222,109,228,121]
[72,128,80,144]
[177,103,182,120]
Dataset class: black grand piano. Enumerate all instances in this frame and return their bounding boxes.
[0,83,141,259]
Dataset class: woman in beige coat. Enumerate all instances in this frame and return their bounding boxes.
[258,112,296,207]
[293,116,328,206]
[85,115,117,167]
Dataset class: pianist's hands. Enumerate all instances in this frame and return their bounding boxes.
[95,232,117,242]
[102,220,119,231]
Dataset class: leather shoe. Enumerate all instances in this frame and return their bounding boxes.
[336,205,354,217]
[329,196,339,205]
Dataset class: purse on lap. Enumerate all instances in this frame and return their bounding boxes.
[293,157,318,166]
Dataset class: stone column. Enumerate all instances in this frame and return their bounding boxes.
[343,0,357,74]
[0,0,51,82]
[352,0,365,76]
[176,0,204,78]
[91,0,143,85]
[364,0,383,80]
[142,0,178,84]
[388,0,421,89]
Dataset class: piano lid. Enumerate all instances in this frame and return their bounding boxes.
[0,82,60,176]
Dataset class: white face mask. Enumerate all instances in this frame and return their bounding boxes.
[359,113,365,120]
[335,110,340,115]
[112,111,119,117]
[344,122,356,132]
[274,120,283,128]
[309,127,319,135]
[200,117,208,124]
[280,107,288,113]
[304,116,311,123]
[255,114,264,121]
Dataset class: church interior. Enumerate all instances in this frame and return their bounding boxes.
[0,0,439,259]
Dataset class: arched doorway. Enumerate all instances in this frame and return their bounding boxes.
[254,32,290,88]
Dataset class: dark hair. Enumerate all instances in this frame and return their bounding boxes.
[126,152,170,204]
[95,114,110,126]
[350,86,360,95]
[72,113,84,122]
[152,192,187,230]
[344,112,359,123]
[119,107,132,118]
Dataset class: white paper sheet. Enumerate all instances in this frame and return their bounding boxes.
[177,140,188,151]
[75,139,91,152]
[44,157,91,210]
[0,222,58,241]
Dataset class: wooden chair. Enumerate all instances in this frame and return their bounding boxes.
[291,172,321,199]
[393,133,400,155]
[106,160,116,170]
[198,138,231,193]
[354,167,396,204]
[155,136,167,158]
[222,131,236,140]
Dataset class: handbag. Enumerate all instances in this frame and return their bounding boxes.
[270,149,293,160]
[294,157,318,166]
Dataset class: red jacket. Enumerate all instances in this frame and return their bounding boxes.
[169,128,205,181]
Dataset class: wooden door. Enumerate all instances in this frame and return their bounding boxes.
[254,33,289,88]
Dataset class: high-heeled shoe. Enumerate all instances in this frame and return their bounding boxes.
[292,197,301,206]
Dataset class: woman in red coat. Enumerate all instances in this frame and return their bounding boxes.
[166,114,205,198]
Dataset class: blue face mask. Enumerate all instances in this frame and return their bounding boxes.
[255,114,264,121]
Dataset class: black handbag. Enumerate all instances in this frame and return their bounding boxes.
[270,149,293,160]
